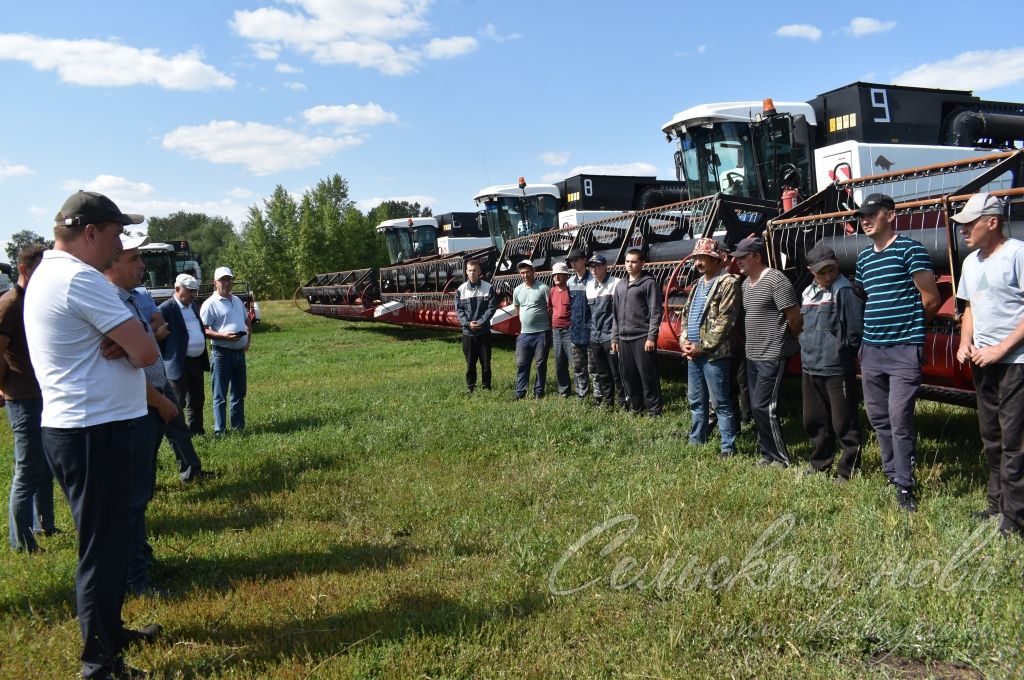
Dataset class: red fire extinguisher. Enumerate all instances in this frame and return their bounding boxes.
[782,187,800,212]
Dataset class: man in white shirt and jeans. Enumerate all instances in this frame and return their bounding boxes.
[200,267,251,434]
[24,191,160,679]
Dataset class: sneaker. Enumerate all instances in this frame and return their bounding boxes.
[971,507,999,522]
[896,487,918,513]
[512,394,525,401]
[998,517,1022,539]
[756,457,786,469]
[123,623,162,646]
[833,475,850,485]
[32,527,63,537]
[182,470,219,485]
[799,465,823,479]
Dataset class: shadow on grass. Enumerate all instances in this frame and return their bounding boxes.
[159,588,549,678]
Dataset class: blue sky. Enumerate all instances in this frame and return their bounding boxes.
[1,1,1023,256]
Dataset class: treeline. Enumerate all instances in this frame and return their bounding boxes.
[10,173,431,300]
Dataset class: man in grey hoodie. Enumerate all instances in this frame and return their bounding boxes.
[611,248,663,416]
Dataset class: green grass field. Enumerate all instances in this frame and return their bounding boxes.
[1,301,1022,679]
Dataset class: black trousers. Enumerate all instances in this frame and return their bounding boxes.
[619,338,662,416]
[462,333,492,389]
[803,372,861,478]
[731,353,752,422]
[169,354,207,435]
[43,420,133,678]
[160,385,204,480]
[590,340,626,408]
[973,363,1024,533]
[747,358,790,464]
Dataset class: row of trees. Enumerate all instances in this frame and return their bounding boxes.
[9,173,432,300]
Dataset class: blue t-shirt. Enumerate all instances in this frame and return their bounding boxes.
[856,234,932,346]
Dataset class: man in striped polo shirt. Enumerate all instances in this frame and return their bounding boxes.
[854,193,940,512]
[732,236,802,467]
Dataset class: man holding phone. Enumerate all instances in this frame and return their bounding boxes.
[200,266,251,435]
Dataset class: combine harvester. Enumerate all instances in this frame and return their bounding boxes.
[303,81,1024,399]
[302,212,489,323]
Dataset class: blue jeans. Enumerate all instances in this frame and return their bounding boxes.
[211,347,247,433]
[515,332,550,397]
[552,327,573,397]
[6,398,53,551]
[687,357,737,454]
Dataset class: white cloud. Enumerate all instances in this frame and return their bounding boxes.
[227,187,255,199]
[0,33,234,90]
[284,81,307,90]
[845,17,896,37]
[232,0,434,76]
[425,36,478,60]
[696,44,706,54]
[893,48,1024,92]
[63,175,156,200]
[162,120,361,175]
[251,43,280,60]
[540,151,570,166]
[0,162,33,181]
[274,62,303,74]
[27,205,46,218]
[480,23,522,42]
[357,194,439,212]
[774,24,822,41]
[540,171,563,183]
[303,103,399,132]
[564,162,658,177]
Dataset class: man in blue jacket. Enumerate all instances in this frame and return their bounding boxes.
[799,242,864,482]
[455,259,497,393]
[566,249,594,401]
[158,274,210,436]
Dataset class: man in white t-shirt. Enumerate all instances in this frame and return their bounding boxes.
[24,191,161,680]
[200,266,251,434]
[954,192,1024,538]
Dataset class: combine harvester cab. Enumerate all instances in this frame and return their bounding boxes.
[767,150,1024,404]
[479,175,688,335]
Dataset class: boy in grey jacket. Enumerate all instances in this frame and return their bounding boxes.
[799,242,864,482]
[611,248,663,416]
[455,259,498,393]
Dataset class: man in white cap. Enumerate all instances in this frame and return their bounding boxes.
[954,192,1024,537]
[200,266,251,434]
[159,273,211,436]
[549,261,574,397]
[24,191,160,679]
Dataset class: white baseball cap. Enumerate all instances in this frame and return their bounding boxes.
[175,273,200,290]
[214,266,234,280]
[119,233,150,250]
[951,193,1005,224]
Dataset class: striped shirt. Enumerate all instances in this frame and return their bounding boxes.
[855,234,931,345]
[113,283,167,390]
[686,274,717,341]
[742,268,800,361]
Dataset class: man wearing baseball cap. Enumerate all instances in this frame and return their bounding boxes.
[200,266,251,434]
[854,193,940,512]
[585,254,626,408]
[954,192,1024,536]
[24,191,160,678]
[159,274,212,437]
[550,261,574,398]
[566,249,595,401]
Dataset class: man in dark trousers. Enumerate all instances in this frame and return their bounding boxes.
[611,247,663,416]
[454,259,497,393]
[732,235,802,467]
[24,191,160,679]
[158,274,210,436]
[566,248,595,400]
[855,193,940,512]
[799,242,864,482]
[954,192,1024,535]
[586,255,626,409]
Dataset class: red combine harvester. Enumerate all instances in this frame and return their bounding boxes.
[303,81,1024,400]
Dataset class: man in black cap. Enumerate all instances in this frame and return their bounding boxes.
[24,191,161,678]
[854,193,940,512]
[799,241,864,482]
[732,235,801,466]
[585,254,626,408]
